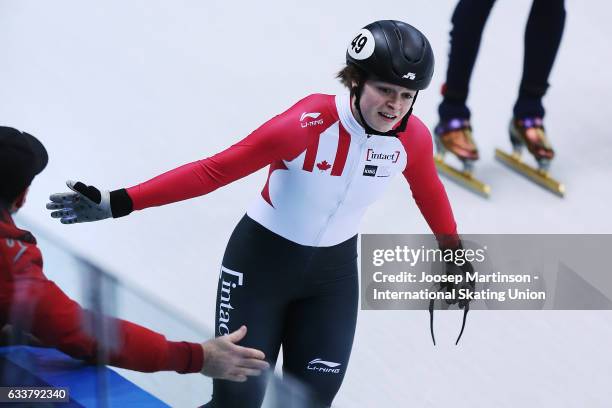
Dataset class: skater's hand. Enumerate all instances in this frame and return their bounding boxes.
[46,181,112,224]
[436,244,476,309]
[443,260,476,309]
[46,180,133,224]
[200,326,269,382]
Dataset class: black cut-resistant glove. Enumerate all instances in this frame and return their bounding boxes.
[441,251,476,309]
[429,243,477,345]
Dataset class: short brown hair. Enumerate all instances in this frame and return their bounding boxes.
[336,64,367,90]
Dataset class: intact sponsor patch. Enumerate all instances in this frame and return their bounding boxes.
[366,149,400,163]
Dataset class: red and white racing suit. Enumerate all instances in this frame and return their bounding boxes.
[124,93,458,407]
[127,93,457,245]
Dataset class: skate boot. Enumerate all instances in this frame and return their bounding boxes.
[495,117,565,197]
[434,118,491,197]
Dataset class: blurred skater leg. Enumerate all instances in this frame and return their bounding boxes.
[440,0,497,121]
[513,0,566,118]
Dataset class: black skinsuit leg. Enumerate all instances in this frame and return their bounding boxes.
[202,215,358,408]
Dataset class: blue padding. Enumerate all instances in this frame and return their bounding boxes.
[0,346,168,407]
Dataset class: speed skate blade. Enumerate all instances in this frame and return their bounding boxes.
[495,148,565,197]
[434,155,491,197]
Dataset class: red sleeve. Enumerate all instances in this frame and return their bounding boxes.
[399,116,459,247]
[1,241,203,373]
[127,94,334,211]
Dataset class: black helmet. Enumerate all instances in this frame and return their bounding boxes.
[346,20,434,91]
[344,21,434,136]
[0,126,48,205]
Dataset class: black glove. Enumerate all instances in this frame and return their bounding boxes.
[429,244,476,346]
[441,252,476,309]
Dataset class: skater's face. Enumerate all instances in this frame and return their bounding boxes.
[352,80,416,133]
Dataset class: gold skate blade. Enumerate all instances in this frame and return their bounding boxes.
[494,149,565,197]
[434,155,491,197]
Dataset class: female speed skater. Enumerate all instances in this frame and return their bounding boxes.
[434,0,566,196]
[47,20,473,408]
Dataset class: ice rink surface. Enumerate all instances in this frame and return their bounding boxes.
[2,0,611,406]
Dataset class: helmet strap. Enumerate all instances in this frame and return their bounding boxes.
[352,84,419,137]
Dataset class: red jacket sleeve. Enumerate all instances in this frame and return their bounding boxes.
[0,239,203,373]
[399,116,459,247]
[127,94,332,211]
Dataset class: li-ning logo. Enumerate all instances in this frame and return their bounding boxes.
[300,112,324,128]
[307,358,341,374]
[217,266,244,336]
[402,72,416,80]
[366,149,400,163]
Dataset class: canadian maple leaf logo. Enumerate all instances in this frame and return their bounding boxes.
[317,160,331,171]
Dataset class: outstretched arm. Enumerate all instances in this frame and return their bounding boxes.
[47,95,323,224]
[4,272,204,373]
[2,253,268,377]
